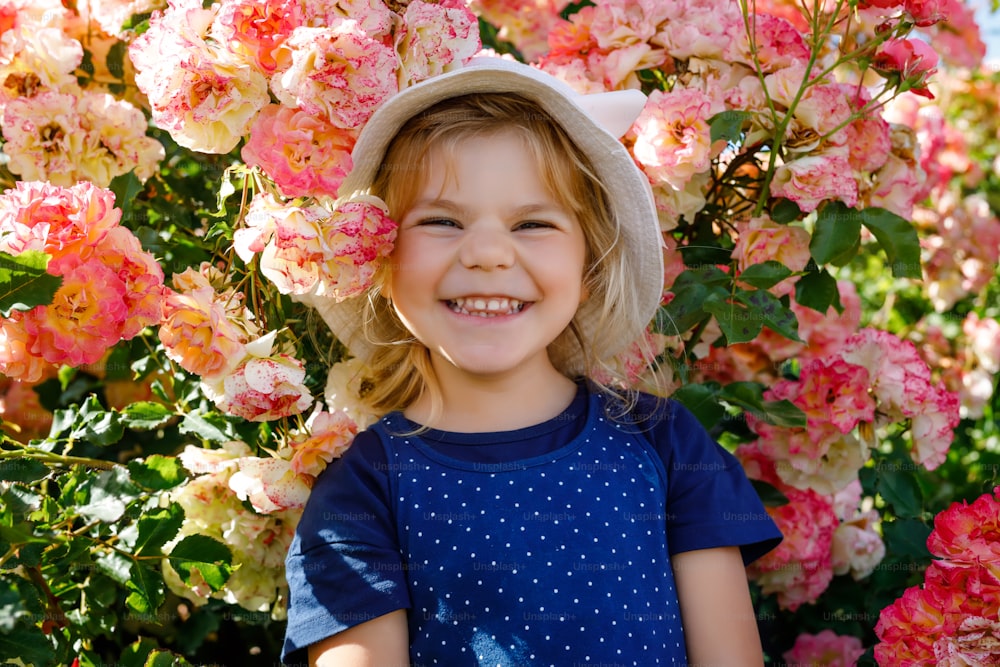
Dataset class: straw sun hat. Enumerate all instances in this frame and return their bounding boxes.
[300,56,664,373]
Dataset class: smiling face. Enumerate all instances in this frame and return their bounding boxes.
[387,131,588,389]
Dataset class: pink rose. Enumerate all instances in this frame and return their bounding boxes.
[832,511,886,580]
[841,329,960,469]
[866,153,924,220]
[314,198,398,301]
[211,0,303,74]
[783,629,866,667]
[732,215,810,296]
[203,332,313,421]
[130,3,270,153]
[730,13,809,73]
[872,38,939,98]
[395,0,481,87]
[0,180,120,263]
[629,87,718,191]
[0,315,50,383]
[771,151,859,213]
[229,456,311,513]
[22,257,129,367]
[743,475,838,610]
[159,272,250,380]
[290,409,358,478]
[840,84,891,173]
[236,193,330,295]
[99,227,166,339]
[242,106,355,199]
[925,487,1000,571]
[472,0,570,61]
[271,23,398,130]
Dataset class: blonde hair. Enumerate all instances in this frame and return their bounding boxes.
[357,93,656,422]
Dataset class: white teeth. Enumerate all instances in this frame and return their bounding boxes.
[449,297,524,317]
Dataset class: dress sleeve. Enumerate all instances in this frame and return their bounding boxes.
[650,397,783,565]
[282,429,410,666]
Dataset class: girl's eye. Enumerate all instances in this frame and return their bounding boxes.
[418,218,459,228]
[515,221,554,230]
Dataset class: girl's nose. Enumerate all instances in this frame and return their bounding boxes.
[458,225,515,270]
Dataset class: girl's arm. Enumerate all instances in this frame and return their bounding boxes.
[309,609,409,667]
[672,546,764,667]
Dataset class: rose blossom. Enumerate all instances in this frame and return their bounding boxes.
[737,445,839,610]
[840,84,892,173]
[202,331,313,421]
[324,357,380,430]
[0,180,121,262]
[783,629,866,667]
[235,193,330,295]
[289,408,358,478]
[241,104,355,199]
[21,257,128,367]
[841,328,960,469]
[729,13,809,73]
[926,487,1000,574]
[0,315,50,383]
[472,0,569,61]
[159,268,250,380]
[395,0,480,87]
[770,151,859,213]
[211,0,303,74]
[832,510,886,580]
[129,2,270,153]
[98,227,166,339]
[629,87,719,191]
[314,197,398,301]
[651,0,744,61]
[229,455,311,513]
[747,357,874,493]
[872,38,939,98]
[271,22,398,130]
[964,313,1000,375]
[732,215,810,296]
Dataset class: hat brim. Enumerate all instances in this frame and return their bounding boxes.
[301,57,664,373]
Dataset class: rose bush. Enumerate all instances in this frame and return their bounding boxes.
[0,0,997,665]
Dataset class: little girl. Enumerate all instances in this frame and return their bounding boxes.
[283,57,782,667]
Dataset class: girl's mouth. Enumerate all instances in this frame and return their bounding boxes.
[446,297,526,317]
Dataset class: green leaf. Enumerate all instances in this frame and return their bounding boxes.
[95,550,133,585]
[703,299,763,344]
[121,638,161,667]
[736,261,793,289]
[734,288,802,342]
[860,207,922,278]
[0,250,62,316]
[106,40,128,80]
[877,465,925,519]
[770,198,801,223]
[134,504,185,557]
[794,269,842,314]
[145,650,195,667]
[167,535,233,592]
[759,400,807,428]
[882,518,932,560]
[671,383,724,429]
[128,455,188,491]
[750,479,789,507]
[810,202,862,267]
[122,402,174,431]
[77,467,138,523]
[0,458,49,483]
[71,395,124,446]
[0,626,56,666]
[709,110,751,143]
[111,171,143,227]
[126,563,166,614]
[179,412,234,444]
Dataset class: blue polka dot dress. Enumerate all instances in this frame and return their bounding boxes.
[381,407,684,666]
[282,383,783,666]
